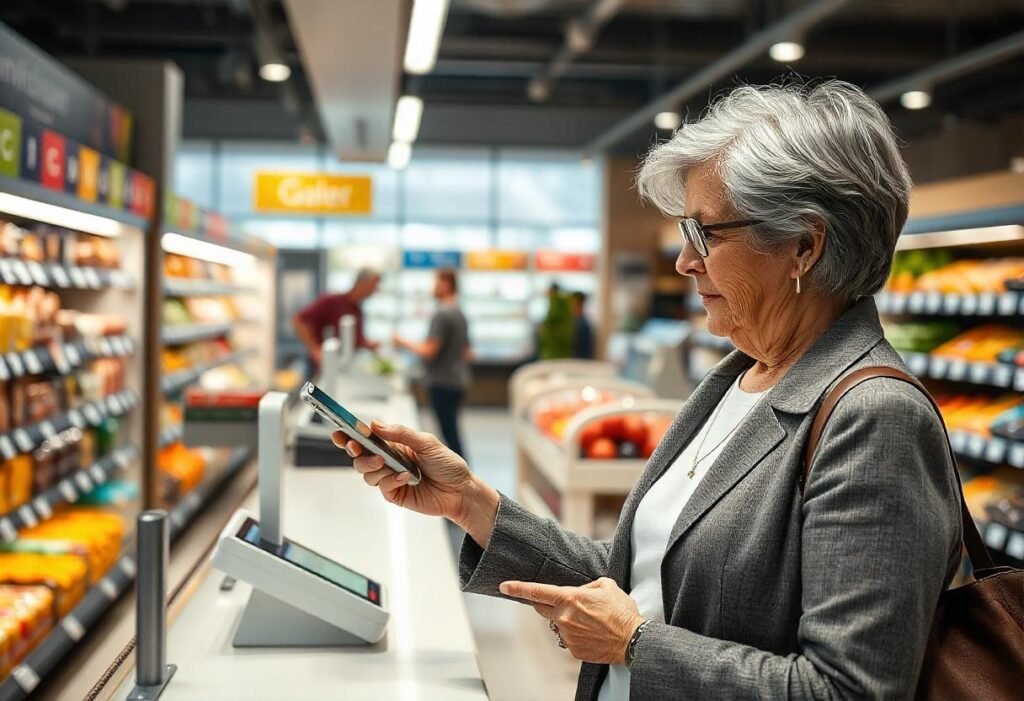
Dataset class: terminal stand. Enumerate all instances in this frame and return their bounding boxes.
[231,392,372,648]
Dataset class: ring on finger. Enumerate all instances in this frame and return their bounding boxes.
[548,620,567,649]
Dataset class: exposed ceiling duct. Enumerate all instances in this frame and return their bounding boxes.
[527,0,627,101]
[868,29,1024,105]
[580,0,850,155]
[283,0,405,162]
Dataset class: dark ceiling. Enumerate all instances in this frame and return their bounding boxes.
[1,0,1023,154]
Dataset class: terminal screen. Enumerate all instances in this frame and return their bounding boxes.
[238,518,382,607]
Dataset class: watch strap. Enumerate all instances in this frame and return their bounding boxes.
[625,619,650,669]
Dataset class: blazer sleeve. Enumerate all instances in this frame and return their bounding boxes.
[627,379,962,700]
[460,493,612,596]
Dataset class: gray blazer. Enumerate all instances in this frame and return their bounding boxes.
[460,298,962,700]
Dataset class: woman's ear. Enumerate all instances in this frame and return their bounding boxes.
[795,221,826,275]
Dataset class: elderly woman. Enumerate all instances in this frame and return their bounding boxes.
[336,81,961,700]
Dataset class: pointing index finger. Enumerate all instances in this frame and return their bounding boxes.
[499,580,571,605]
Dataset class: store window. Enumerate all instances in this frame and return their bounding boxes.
[496,152,600,227]
[174,141,216,209]
[402,148,493,223]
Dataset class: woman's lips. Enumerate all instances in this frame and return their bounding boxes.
[700,293,722,304]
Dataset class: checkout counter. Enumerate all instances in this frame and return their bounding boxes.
[89,332,488,701]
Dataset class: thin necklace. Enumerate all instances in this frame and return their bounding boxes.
[687,380,761,479]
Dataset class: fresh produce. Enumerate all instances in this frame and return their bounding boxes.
[586,437,617,460]
[882,321,961,353]
[936,393,1024,437]
[888,252,1024,294]
[930,325,1024,362]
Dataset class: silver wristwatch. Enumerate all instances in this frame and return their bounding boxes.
[625,620,651,669]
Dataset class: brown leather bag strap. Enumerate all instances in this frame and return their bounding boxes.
[802,366,995,571]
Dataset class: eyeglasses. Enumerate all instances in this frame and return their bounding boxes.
[677,218,762,258]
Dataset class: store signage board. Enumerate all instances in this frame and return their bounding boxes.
[0,23,133,163]
[535,251,596,272]
[254,172,372,215]
[467,250,529,271]
[403,250,462,269]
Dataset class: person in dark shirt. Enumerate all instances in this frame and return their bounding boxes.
[571,291,595,359]
[293,268,380,371]
[393,269,471,457]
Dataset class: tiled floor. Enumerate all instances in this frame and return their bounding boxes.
[423,406,582,701]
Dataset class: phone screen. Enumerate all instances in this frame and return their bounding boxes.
[306,384,418,472]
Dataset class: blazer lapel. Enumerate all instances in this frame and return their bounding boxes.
[606,354,751,589]
[662,400,786,559]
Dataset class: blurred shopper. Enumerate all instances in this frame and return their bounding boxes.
[337,82,963,700]
[571,291,595,359]
[393,269,470,458]
[293,268,380,372]
[538,283,573,359]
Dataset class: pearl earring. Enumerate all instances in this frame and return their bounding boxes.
[796,275,801,294]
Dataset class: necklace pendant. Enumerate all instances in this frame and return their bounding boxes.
[687,460,697,479]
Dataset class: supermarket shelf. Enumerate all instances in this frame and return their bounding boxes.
[161,349,256,395]
[164,278,258,297]
[0,335,135,382]
[0,445,140,544]
[158,424,184,448]
[166,446,252,540]
[0,173,150,230]
[0,258,134,290]
[897,224,1024,251]
[0,446,253,701]
[161,322,232,345]
[691,330,735,352]
[898,352,1023,390]
[0,389,139,462]
[876,290,1023,317]
[950,431,1024,469]
[517,422,647,493]
[979,519,1024,567]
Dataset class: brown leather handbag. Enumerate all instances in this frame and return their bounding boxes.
[804,366,1024,700]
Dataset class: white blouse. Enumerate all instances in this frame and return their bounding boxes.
[598,375,767,701]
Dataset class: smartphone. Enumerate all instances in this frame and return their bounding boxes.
[301,382,422,485]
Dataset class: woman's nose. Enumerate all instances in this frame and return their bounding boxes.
[676,241,704,277]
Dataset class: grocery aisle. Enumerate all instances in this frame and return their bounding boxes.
[434,408,582,701]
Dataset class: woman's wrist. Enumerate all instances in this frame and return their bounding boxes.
[452,476,499,548]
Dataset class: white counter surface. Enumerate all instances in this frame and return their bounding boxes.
[110,392,487,701]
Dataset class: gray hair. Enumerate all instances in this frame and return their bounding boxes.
[354,267,380,286]
[637,80,912,301]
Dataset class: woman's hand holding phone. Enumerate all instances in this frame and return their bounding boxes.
[333,422,500,548]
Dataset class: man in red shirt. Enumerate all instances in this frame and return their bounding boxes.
[293,268,381,370]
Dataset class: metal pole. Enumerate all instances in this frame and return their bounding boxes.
[135,510,168,687]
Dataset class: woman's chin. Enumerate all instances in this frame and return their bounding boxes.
[705,314,734,339]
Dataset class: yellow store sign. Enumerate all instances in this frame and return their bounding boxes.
[466,250,529,271]
[254,172,372,214]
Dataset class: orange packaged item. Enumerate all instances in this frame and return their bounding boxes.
[0,552,88,617]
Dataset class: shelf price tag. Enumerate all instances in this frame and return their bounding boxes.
[64,344,82,367]
[12,260,32,285]
[98,577,119,601]
[13,428,33,453]
[85,268,102,288]
[1015,368,1024,392]
[84,404,103,425]
[5,353,24,377]
[69,267,88,288]
[984,523,1008,549]
[49,264,70,287]
[923,292,942,314]
[32,497,52,521]
[61,615,86,642]
[969,363,990,385]
[998,292,1017,316]
[17,505,38,529]
[120,557,137,578]
[950,432,967,453]
[0,518,17,543]
[948,360,967,382]
[940,294,958,315]
[58,480,78,502]
[99,337,113,356]
[68,409,84,428]
[0,435,16,460]
[929,357,949,379]
[960,295,978,316]
[27,261,48,286]
[24,347,46,374]
[75,471,93,493]
[967,434,986,457]
[39,421,56,440]
[890,294,906,314]
[1009,444,1024,469]
[0,356,8,382]
[984,438,1007,465]
[0,259,14,283]
[90,463,107,483]
[907,292,925,313]
[977,292,996,315]
[1006,533,1024,562]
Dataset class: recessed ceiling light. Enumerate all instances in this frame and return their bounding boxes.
[654,111,681,130]
[259,62,291,82]
[769,41,805,62]
[900,90,932,110]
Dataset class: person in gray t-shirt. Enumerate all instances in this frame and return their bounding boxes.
[393,269,471,457]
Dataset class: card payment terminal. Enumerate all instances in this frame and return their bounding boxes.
[213,509,389,645]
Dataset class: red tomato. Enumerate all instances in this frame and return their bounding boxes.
[580,422,603,449]
[599,416,626,441]
[622,416,649,446]
[586,437,618,460]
